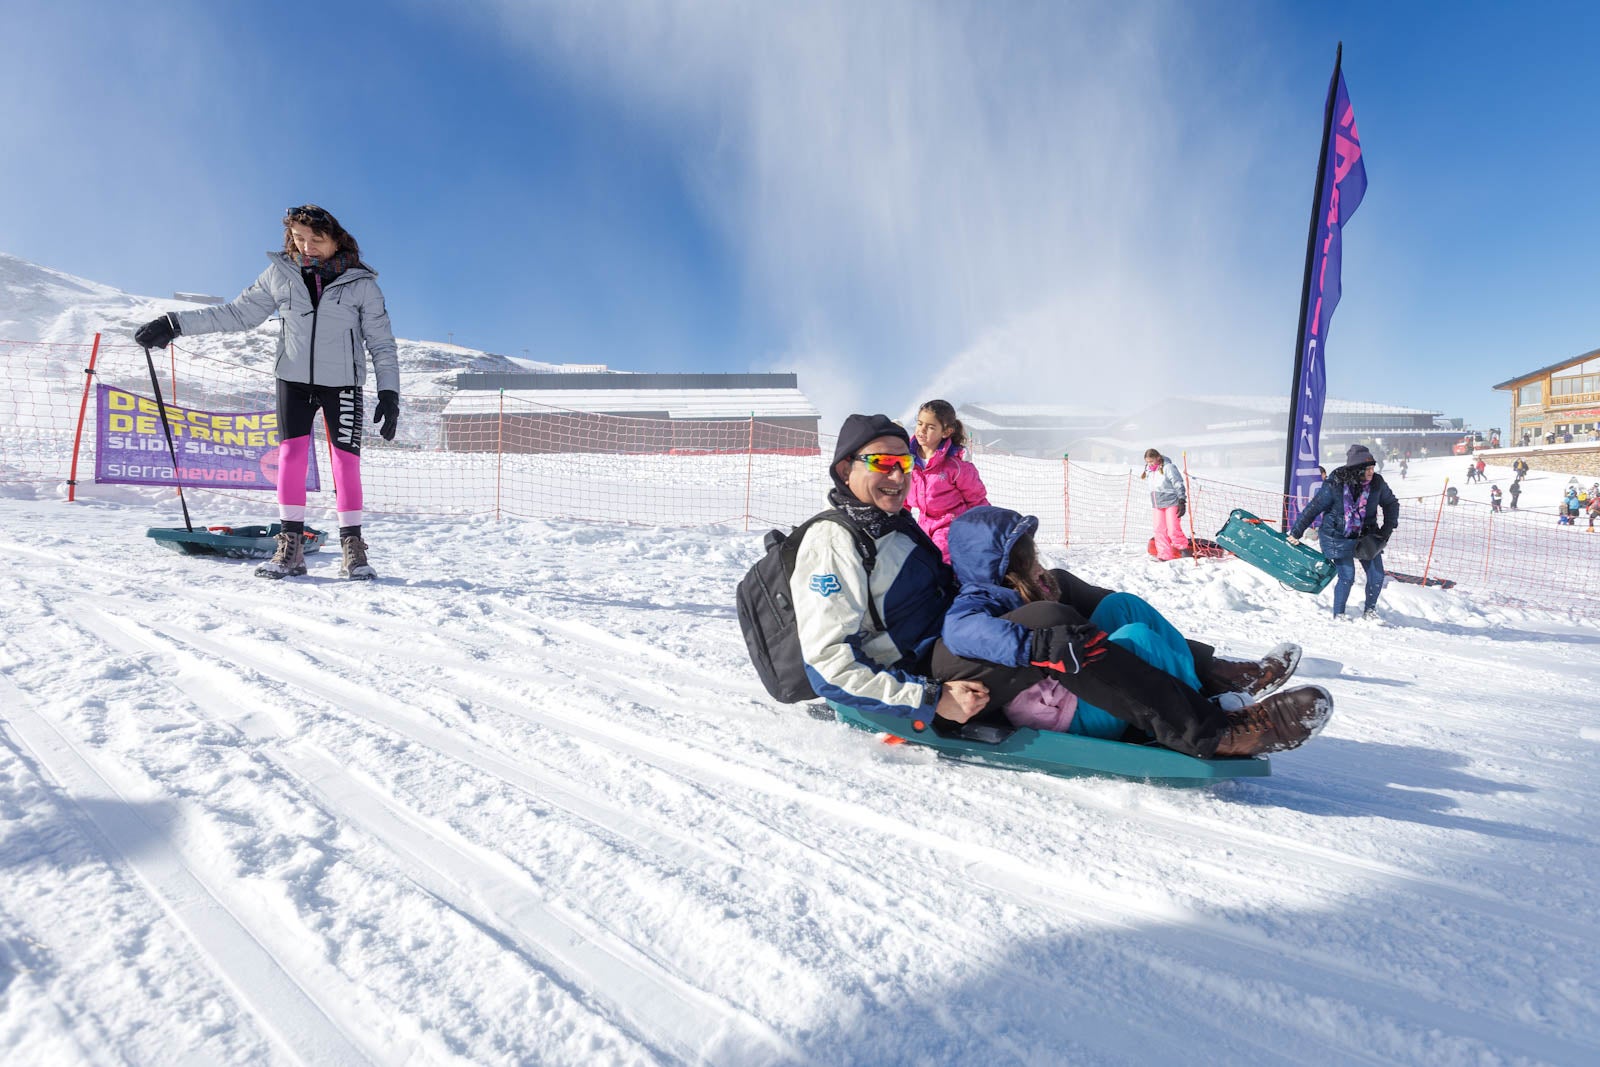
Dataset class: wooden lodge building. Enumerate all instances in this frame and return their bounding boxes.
[1483,348,1600,479]
[1493,349,1600,447]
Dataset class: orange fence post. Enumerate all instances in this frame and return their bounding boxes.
[1121,468,1134,547]
[66,332,102,502]
[1482,498,1495,581]
[745,414,756,532]
[1181,451,1197,565]
[1061,454,1071,550]
[1420,478,1449,586]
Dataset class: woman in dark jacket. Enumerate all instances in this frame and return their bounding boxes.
[1288,444,1400,619]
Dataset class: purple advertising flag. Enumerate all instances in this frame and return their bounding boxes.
[95,384,319,491]
[1285,59,1366,529]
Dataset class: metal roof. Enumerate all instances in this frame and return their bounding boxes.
[1492,348,1600,390]
[442,387,819,420]
[1186,395,1442,416]
[961,402,1116,419]
[453,371,800,391]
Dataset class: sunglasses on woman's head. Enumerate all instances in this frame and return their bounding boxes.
[285,205,333,226]
[855,452,912,474]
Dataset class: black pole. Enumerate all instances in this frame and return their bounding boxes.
[1282,42,1344,529]
[141,344,194,532]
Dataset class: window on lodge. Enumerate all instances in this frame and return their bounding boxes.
[1517,383,1542,405]
[1551,374,1600,397]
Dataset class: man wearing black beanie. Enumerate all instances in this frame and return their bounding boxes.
[790,414,989,724]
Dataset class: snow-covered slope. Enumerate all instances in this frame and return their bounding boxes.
[1,486,1596,1066]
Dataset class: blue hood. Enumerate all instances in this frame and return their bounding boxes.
[947,506,1038,590]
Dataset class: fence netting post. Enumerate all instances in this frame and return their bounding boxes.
[67,332,101,502]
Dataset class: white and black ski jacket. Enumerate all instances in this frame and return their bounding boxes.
[791,515,952,717]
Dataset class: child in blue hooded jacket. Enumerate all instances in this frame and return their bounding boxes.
[933,506,1330,758]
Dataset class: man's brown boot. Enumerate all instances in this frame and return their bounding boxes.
[1213,684,1332,758]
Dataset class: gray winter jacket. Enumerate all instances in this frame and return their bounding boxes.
[172,252,400,393]
[1145,456,1186,508]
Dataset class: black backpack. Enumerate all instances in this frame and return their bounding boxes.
[736,511,882,703]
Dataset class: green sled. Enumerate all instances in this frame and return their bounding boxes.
[146,523,327,560]
[1212,508,1336,594]
[828,701,1269,785]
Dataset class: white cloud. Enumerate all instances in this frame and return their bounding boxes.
[464,1,1294,421]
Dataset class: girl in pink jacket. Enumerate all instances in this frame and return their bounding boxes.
[908,399,990,562]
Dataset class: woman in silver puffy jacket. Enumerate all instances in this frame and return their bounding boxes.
[135,205,399,580]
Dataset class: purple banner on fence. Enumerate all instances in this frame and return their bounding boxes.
[94,384,318,491]
[1287,70,1366,528]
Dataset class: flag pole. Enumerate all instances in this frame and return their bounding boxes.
[1281,42,1344,529]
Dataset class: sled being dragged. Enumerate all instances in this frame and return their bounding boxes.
[828,701,1269,785]
[147,523,327,560]
[1212,508,1336,594]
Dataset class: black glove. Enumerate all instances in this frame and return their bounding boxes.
[134,313,179,350]
[1177,500,1187,518]
[1028,622,1109,675]
[373,390,400,441]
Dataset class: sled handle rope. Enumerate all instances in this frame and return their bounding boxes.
[141,343,194,532]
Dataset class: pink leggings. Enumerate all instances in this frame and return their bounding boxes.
[277,435,363,525]
[1152,505,1186,560]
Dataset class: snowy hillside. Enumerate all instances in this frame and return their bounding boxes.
[0,251,550,402]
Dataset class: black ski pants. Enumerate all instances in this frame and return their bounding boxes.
[932,588,1231,758]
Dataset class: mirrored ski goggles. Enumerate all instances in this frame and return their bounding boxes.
[854,452,913,475]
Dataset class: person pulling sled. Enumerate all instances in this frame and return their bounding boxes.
[136,204,399,580]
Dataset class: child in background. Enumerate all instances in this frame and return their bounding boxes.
[907,399,989,562]
[1142,448,1189,561]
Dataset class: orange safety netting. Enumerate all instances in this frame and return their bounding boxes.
[4,337,1596,615]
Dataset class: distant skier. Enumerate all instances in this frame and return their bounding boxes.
[1508,480,1520,509]
[134,205,399,580]
[1489,485,1502,513]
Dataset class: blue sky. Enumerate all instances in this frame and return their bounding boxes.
[4,0,1598,434]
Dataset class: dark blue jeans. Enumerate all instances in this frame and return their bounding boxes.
[1332,553,1385,615]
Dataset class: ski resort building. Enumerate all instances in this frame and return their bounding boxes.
[955,403,1118,458]
[1493,348,1600,446]
[439,372,821,454]
[957,394,1468,466]
[1060,395,1467,467]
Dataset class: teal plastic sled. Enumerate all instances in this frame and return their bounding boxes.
[828,701,1269,785]
[1212,508,1336,594]
[146,523,327,560]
